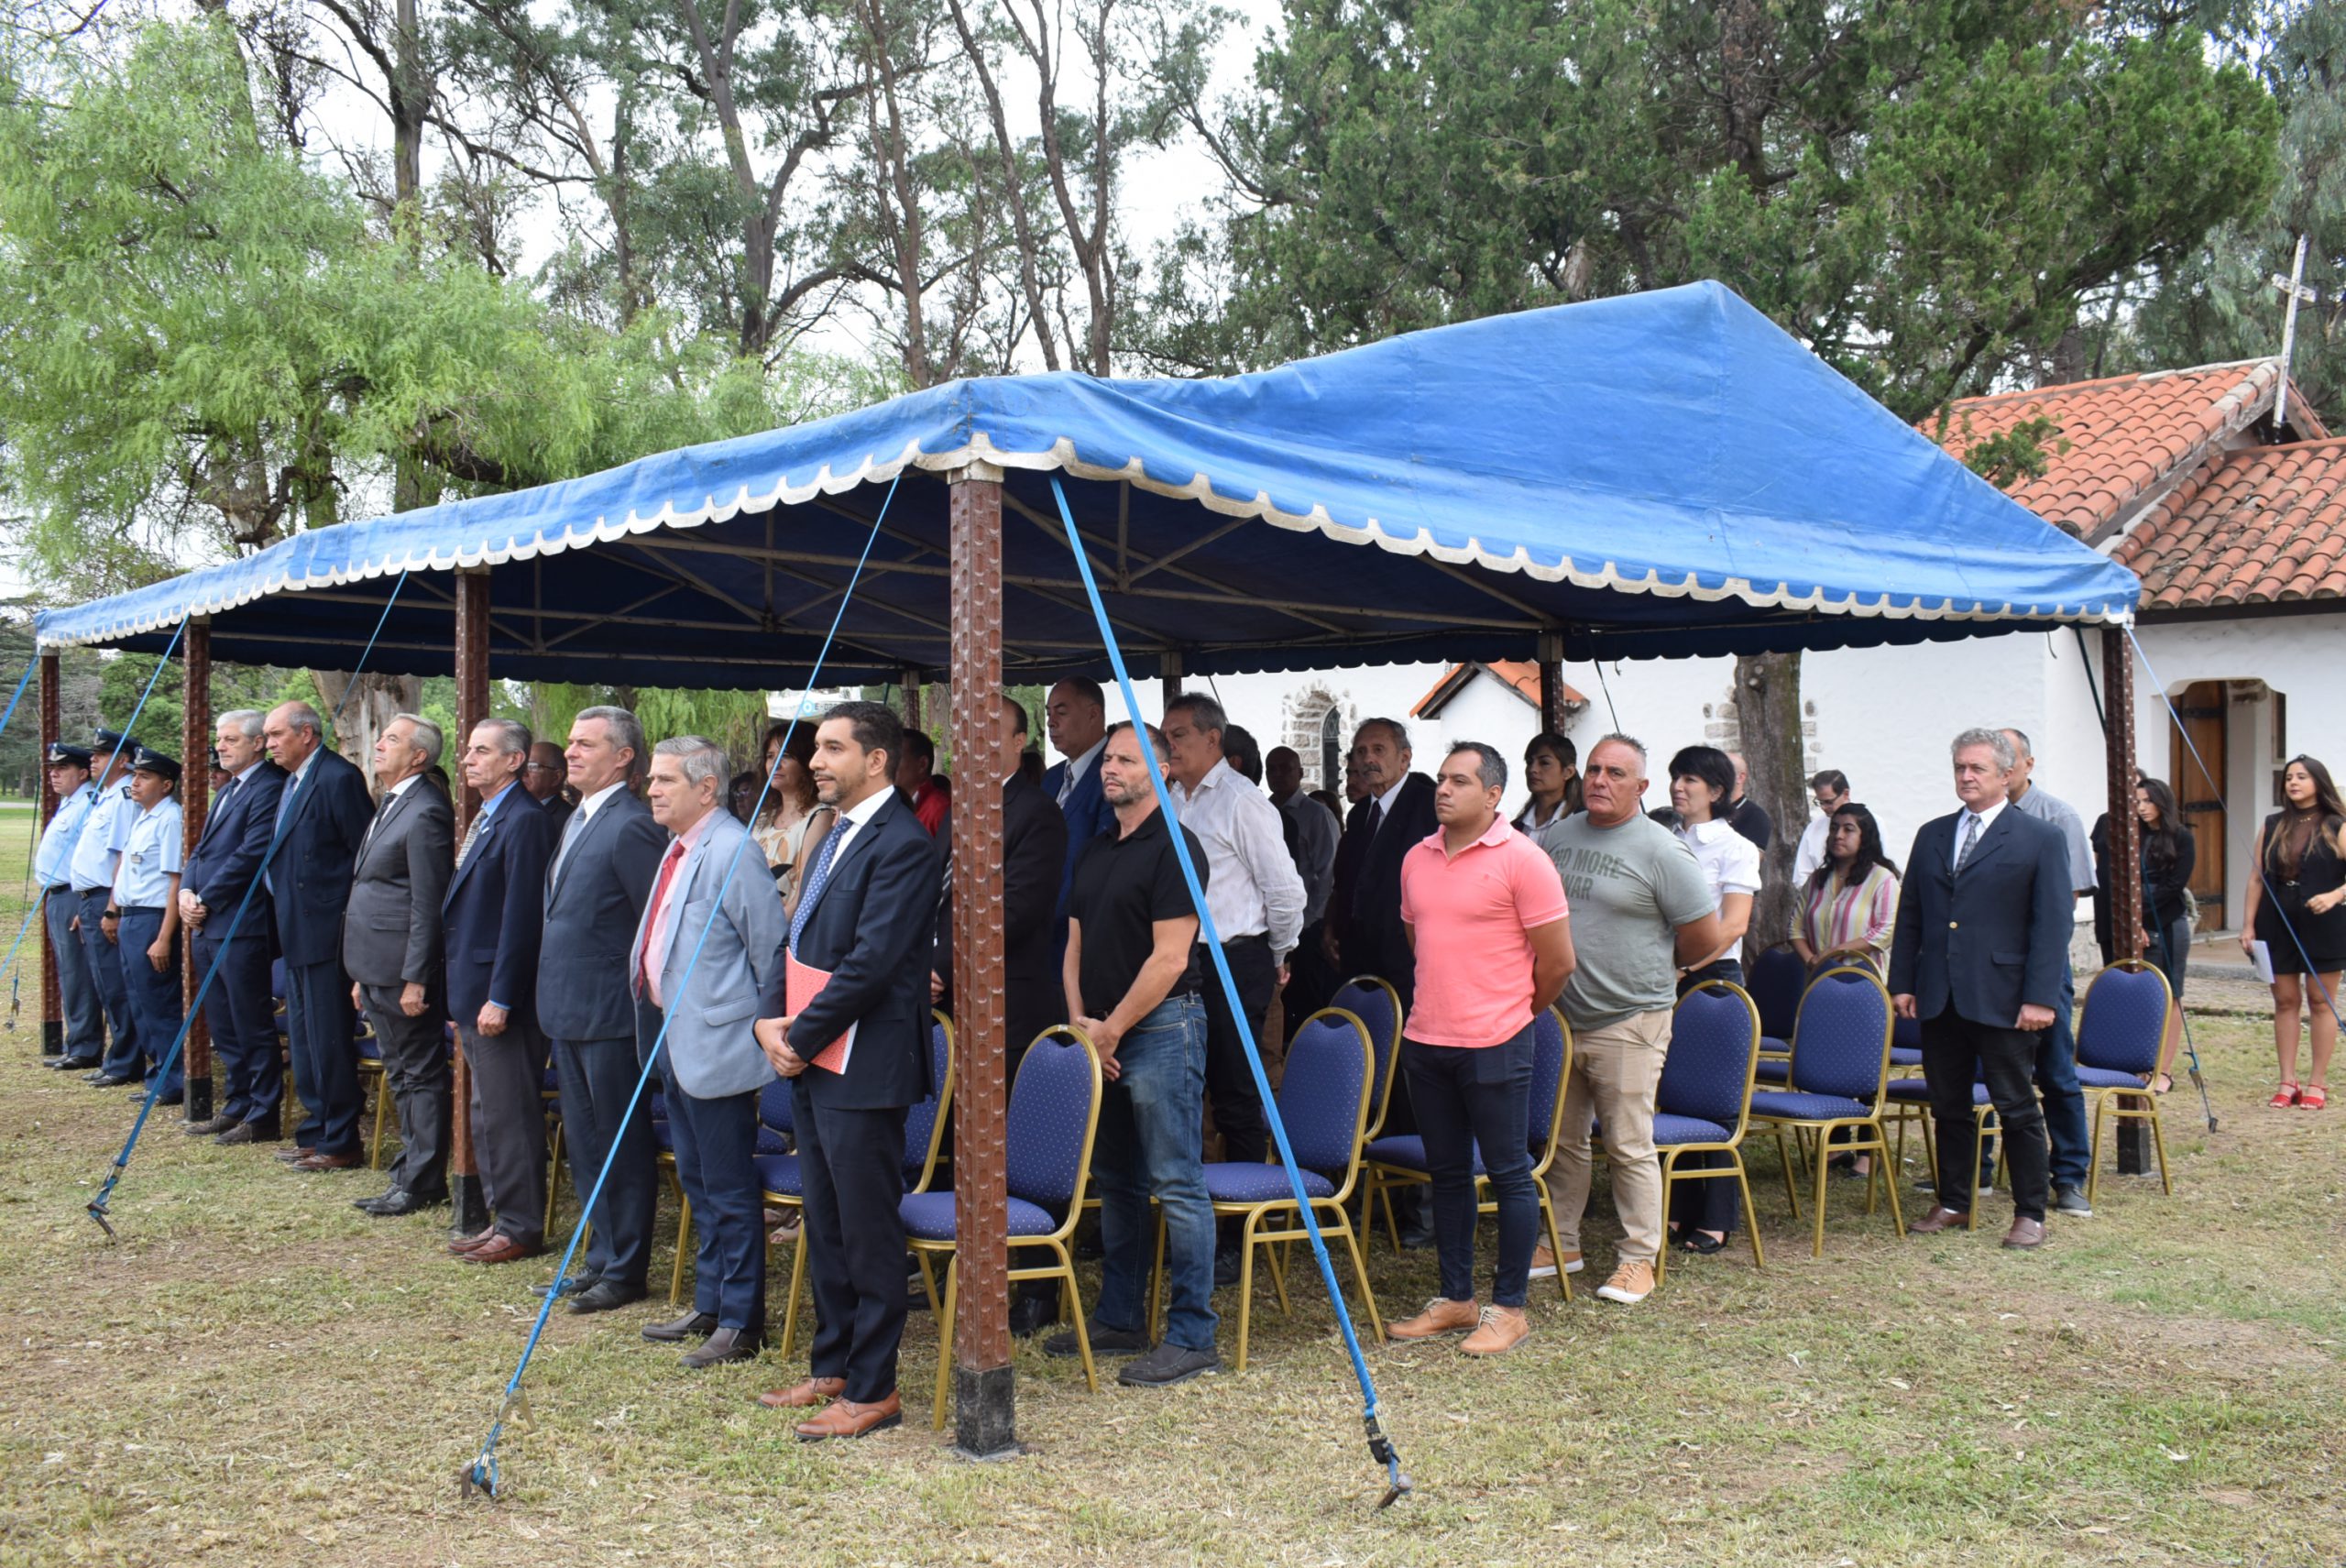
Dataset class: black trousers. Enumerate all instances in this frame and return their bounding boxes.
[1405,1026,1538,1308]
[1670,959,1744,1235]
[283,957,362,1156]
[552,1035,658,1288]
[462,1018,549,1245]
[793,1081,909,1403]
[195,931,279,1127]
[1201,935,1277,1166]
[361,982,449,1198]
[1921,1009,2048,1223]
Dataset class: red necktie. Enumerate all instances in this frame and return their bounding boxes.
[639,839,687,998]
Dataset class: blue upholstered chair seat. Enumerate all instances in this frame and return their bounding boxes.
[2075,1064,2149,1089]
[1889,1046,1924,1067]
[1364,1134,1485,1177]
[751,1151,803,1196]
[1651,1112,1734,1145]
[899,1190,1058,1242]
[755,1124,790,1157]
[1760,1036,1792,1057]
[1749,1090,1872,1121]
[1754,1058,1791,1084]
[1886,1078,1990,1104]
[1202,1162,1336,1202]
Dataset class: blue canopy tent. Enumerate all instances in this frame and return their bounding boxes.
[34,282,2136,682]
[32,280,2148,1473]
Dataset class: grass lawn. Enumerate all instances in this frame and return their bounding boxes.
[0,797,2336,1568]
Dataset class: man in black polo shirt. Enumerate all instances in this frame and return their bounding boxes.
[1046,719,1220,1387]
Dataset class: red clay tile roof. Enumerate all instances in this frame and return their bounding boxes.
[1930,361,2321,541]
[1412,660,1584,719]
[2113,438,2346,610]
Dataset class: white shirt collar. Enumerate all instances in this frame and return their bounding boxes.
[840,786,893,831]
[1966,797,2009,832]
[1680,816,1733,843]
[232,759,266,784]
[576,779,628,820]
[1173,758,1235,801]
[1064,735,1106,782]
[383,773,422,800]
[1372,776,1409,812]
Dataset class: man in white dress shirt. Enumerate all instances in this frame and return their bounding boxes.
[1790,770,1850,886]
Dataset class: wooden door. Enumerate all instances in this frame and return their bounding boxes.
[2170,680,2227,927]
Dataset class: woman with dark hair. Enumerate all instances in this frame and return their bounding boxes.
[751,721,836,912]
[2241,754,2346,1109]
[1514,732,1582,849]
[1662,744,1760,1256]
[2126,777,2197,1094]
[1791,803,1901,976]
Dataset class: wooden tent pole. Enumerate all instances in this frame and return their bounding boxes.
[181,620,214,1121]
[450,568,492,1234]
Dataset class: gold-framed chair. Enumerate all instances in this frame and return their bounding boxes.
[2074,959,2176,1205]
[1747,965,1903,1256]
[1652,980,1763,1283]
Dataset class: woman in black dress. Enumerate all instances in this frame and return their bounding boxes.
[2240,755,2346,1110]
[2132,779,2196,1093]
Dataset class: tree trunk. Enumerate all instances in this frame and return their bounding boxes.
[310,670,423,781]
[1734,650,1809,948]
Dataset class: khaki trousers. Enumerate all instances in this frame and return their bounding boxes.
[1542,1007,1673,1266]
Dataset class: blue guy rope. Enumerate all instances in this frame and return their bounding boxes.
[2125,624,2346,1059]
[0,653,37,748]
[1,623,190,1000]
[87,576,411,1238]
[459,476,899,1502]
[1047,477,1412,1510]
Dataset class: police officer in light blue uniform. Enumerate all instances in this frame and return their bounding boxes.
[35,743,103,1069]
[111,747,186,1103]
[71,730,142,1088]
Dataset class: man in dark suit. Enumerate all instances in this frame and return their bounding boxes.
[181,710,288,1142]
[1888,727,2076,1250]
[538,706,667,1314]
[755,700,943,1441]
[344,714,455,1216]
[1332,718,1439,1007]
[262,700,376,1170]
[523,740,573,831]
[1043,677,1117,923]
[443,719,556,1266]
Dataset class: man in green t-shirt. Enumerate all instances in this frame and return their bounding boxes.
[1531,735,1721,1306]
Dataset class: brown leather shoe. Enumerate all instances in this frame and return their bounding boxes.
[759,1376,846,1409]
[795,1392,901,1442]
[1387,1297,1479,1341]
[183,1115,237,1136]
[2001,1216,2046,1250]
[1460,1304,1529,1357]
[1908,1205,1968,1235]
[463,1234,544,1266]
[291,1150,361,1172]
[271,1145,312,1163]
[446,1225,499,1256]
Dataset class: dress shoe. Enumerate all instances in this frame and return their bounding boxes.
[1007,1291,1057,1339]
[271,1145,311,1163]
[532,1274,600,1299]
[680,1326,762,1368]
[291,1150,361,1172]
[447,1225,500,1256]
[214,1123,281,1146]
[183,1115,237,1136]
[2001,1216,2046,1250]
[355,1187,445,1217]
[49,1055,101,1071]
[641,1310,719,1343]
[759,1376,846,1409]
[148,1087,184,1107]
[1908,1205,1968,1235]
[85,1070,137,1087]
[1387,1296,1479,1341]
[1460,1304,1530,1357]
[462,1234,543,1266]
[568,1279,647,1315]
[795,1391,900,1441]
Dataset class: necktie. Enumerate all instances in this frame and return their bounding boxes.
[639,839,688,998]
[790,819,849,952]
[550,806,583,885]
[267,770,301,893]
[201,774,237,847]
[1364,797,1385,839]
[1954,812,1981,872]
[1057,763,1076,806]
[455,806,487,872]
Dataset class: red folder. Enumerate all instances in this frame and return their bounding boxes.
[785,950,856,1073]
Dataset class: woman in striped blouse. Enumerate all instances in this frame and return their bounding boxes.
[1791,803,1900,975]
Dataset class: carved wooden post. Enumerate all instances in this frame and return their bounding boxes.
[948,465,1015,1456]
[38,650,60,1058]
[1537,629,1569,735]
[2102,625,2152,1172]
[450,567,492,1234]
[900,664,923,735]
[181,620,214,1122]
[1161,650,1182,707]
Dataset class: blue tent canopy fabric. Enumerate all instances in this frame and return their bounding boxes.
[36,282,2137,685]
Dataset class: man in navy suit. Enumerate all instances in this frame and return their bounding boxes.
[180,710,289,1142]
[443,719,555,1266]
[1888,728,2076,1250]
[263,700,376,1169]
[1043,677,1117,926]
[754,700,942,1442]
[1332,718,1439,1007]
[538,707,668,1314]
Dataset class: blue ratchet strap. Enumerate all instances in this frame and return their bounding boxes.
[462,476,899,1500]
[88,577,411,1237]
[2126,626,2344,1033]
[1048,477,1410,1508]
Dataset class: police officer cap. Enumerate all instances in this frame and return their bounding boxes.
[131,746,181,782]
[46,743,92,767]
[93,728,132,753]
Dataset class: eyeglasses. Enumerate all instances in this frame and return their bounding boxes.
[523,762,561,775]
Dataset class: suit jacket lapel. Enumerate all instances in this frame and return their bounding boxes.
[547,795,609,906]
[1961,809,2020,877]
[363,784,419,873]
[803,795,893,929]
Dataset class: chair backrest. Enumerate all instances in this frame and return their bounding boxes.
[757,1076,794,1138]
[1525,1006,1574,1177]
[1746,944,1805,1042]
[2075,961,2173,1076]
[902,1012,956,1191]
[1659,981,1761,1135]
[1329,975,1403,1135]
[1273,1009,1373,1179]
[1005,1025,1104,1210]
[1788,966,1893,1103]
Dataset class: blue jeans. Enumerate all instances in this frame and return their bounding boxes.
[1406,1025,1537,1308]
[1092,993,1217,1353]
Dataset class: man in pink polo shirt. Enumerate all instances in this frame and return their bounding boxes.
[1386,741,1574,1356]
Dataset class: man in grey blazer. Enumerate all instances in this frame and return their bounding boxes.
[538,707,667,1313]
[630,734,785,1367]
[343,714,455,1217]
